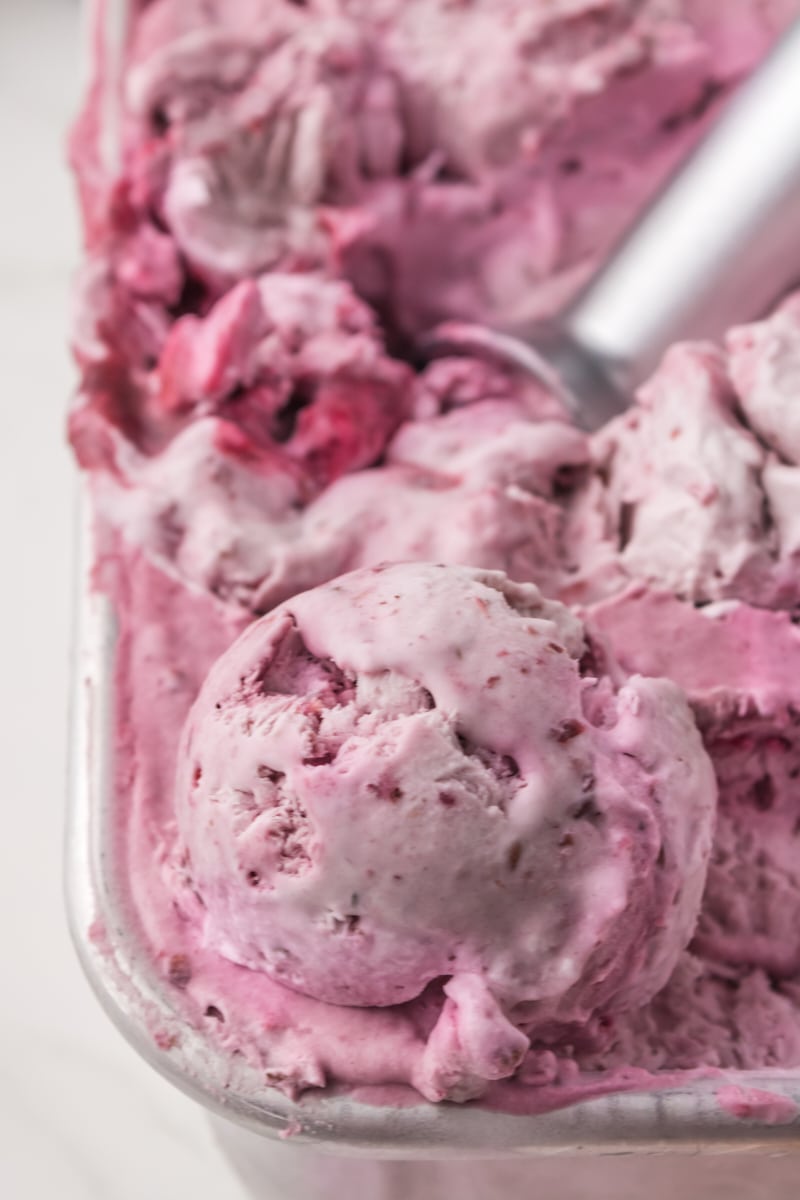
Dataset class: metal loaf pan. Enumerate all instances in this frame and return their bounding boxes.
[66,0,800,1175]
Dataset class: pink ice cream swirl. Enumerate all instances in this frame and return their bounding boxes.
[174,561,716,1101]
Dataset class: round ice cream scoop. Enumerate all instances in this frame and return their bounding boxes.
[428,20,800,429]
[176,562,716,1100]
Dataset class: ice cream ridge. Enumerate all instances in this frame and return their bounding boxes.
[69,0,800,1113]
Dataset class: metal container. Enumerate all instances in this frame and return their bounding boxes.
[66,3,800,1195]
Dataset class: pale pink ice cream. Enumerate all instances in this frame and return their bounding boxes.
[74,278,586,608]
[72,270,412,484]
[71,0,797,412]
[110,0,796,339]
[69,0,800,1118]
[585,588,800,984]
[174,562,715,1099]
[564,299,800,609]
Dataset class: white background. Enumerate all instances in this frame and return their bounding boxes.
[0,3,248,1196]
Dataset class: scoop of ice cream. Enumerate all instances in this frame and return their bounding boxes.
[113,0,794,338]
[591,344,769,599]
[175,562,716,1100]
[564,330,800,610]
[75,363,587,610]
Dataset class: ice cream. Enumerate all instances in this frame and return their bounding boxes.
[71,269,412,476]
[69,0,800,1118]
[71,0,797,394]
[107,0,796,343]
[563,297,800,610]
[577,588,800,1074]
[173,562,715,1099]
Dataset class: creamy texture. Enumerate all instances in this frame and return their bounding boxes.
[71,0,796,414]
[81,377,586,610]
[174,563,714,1100]
[71,270,411,476]
[584,588,800,1057]
[565,315,800,608]
[69,0,800,1117]
[115,0,794,338]
[69,0,800,615]
[483,589,800,1087]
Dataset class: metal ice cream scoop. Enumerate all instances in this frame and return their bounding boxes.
[428,20,800,430]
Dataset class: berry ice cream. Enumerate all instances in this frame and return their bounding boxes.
[174,562,715,1099]
[102,0,797,340]
[564,297,800,610]
[69,0,800,1120]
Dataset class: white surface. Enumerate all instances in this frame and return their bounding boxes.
[0,4,248,1197]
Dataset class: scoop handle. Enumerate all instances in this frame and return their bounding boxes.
[563,19,800,395]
